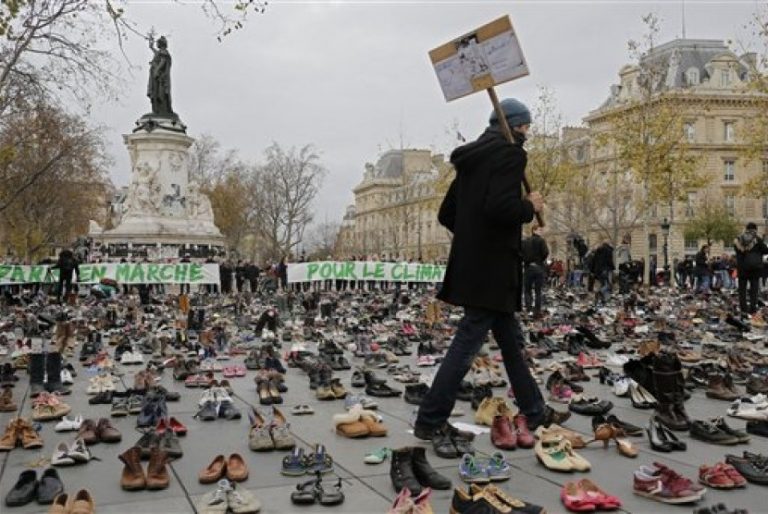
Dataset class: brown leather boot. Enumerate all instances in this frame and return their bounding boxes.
[119,447,147,490]
[0,418,19,451]
[706,374,739,401]
[0,387,17,412]
[146,447,170,490]
[17,418,43,449]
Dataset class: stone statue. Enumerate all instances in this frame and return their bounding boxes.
[147,35,175,118]
[124,161,160,217]
[186,181,214,220]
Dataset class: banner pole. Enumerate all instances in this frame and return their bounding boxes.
[487,87,545,228]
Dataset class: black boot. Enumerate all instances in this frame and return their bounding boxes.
[45,352,70,395]
[652,354,689,431]
[410,446,451,490]
[390,448,422,496]
[29,352,46,398]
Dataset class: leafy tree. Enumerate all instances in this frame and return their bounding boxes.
[0,100,109,260]
[591,14,710,281]
[527,86,575,199]
[683,199,741,246]
[736,5,768,196]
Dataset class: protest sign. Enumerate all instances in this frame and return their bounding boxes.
[429,16,528,102]
[287,261,446,284]
[428,15,544,227]
[0,263,220,285]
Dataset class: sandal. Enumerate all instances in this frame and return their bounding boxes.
[290,478,318,505]
[317,476,345,506]
[307,444,334,474]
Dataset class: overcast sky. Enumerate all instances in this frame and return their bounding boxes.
[92,0,760,225]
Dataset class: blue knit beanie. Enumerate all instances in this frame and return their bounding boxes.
[489,98,531,128]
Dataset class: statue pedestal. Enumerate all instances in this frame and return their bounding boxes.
[90,118,225,251]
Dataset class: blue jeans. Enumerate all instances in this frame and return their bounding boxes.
[416,307,545,430]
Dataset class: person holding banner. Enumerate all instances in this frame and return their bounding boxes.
[413,99,569,457]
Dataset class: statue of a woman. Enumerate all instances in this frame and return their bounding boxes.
[147,36,175,117]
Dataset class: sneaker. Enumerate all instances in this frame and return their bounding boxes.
[364,447,391,464]
[198,479,231,513]
[484,452,512,481]
[54,415,83,432]
[459,454,489,484]
[226,484,261,513]
[727,398,768,420]
[51,442,76,466]
[633,463,705,504]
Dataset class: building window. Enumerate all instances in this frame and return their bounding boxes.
[721,69,732,88]
[684,237,699,253]
[648,234,658,251]
[686,68,700,85]
[762,160,768,175]
[724,121,735,142]
[684,122,695,142]
[725,194,736,217]
[724,160,735,182]
[763,198,768,219]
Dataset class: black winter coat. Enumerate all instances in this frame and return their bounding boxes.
[436,129,535,313]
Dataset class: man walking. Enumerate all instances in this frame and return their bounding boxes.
[591,239,615,304]
[413,99,569,458]
[734,222,768,315]
[521,225,548,318]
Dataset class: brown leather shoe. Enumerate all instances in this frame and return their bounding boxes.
[69,489,95,514]
[119,447,146,490]
[226,453,249,482]
[17,418,43,449]
[0,419,19,450]
[146,447,170,490]
[48,493,70,514]
[198,454,226,484]
[96,418,122,443]
[78,419,98,445]
[0,387,17,412]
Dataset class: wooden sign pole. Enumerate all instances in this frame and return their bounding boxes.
[487,87,545,228]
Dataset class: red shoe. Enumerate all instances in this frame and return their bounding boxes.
[156,418,168,435]
[576,352,589,368]
[699,464,734,489]
[561,481,597,512]
[491,415,517,450]
[578,479,621,509]
[719,463,747,488]
[513,414,535,448]
[168,416,187,436]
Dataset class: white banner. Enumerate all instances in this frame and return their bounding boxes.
[287,261,446,284]
[0,263,220,285]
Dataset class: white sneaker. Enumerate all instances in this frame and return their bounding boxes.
[60,369,74,385]
[54,415,83,432]
[227,484,261,514]
[67,438,92,463]
[727,398,768,420]
[51,442,75,466]
[214,387,233,403]
[613,377,631,397]
[199,388,217,407]
[605,354,629,368]
[198,479,232,514]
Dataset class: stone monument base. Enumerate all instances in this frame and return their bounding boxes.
[89,115,225,257]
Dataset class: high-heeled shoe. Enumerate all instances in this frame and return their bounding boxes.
[589,416,638,458]
[646,415,686,452]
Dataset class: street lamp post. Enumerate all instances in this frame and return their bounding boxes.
[661,217,671,286]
